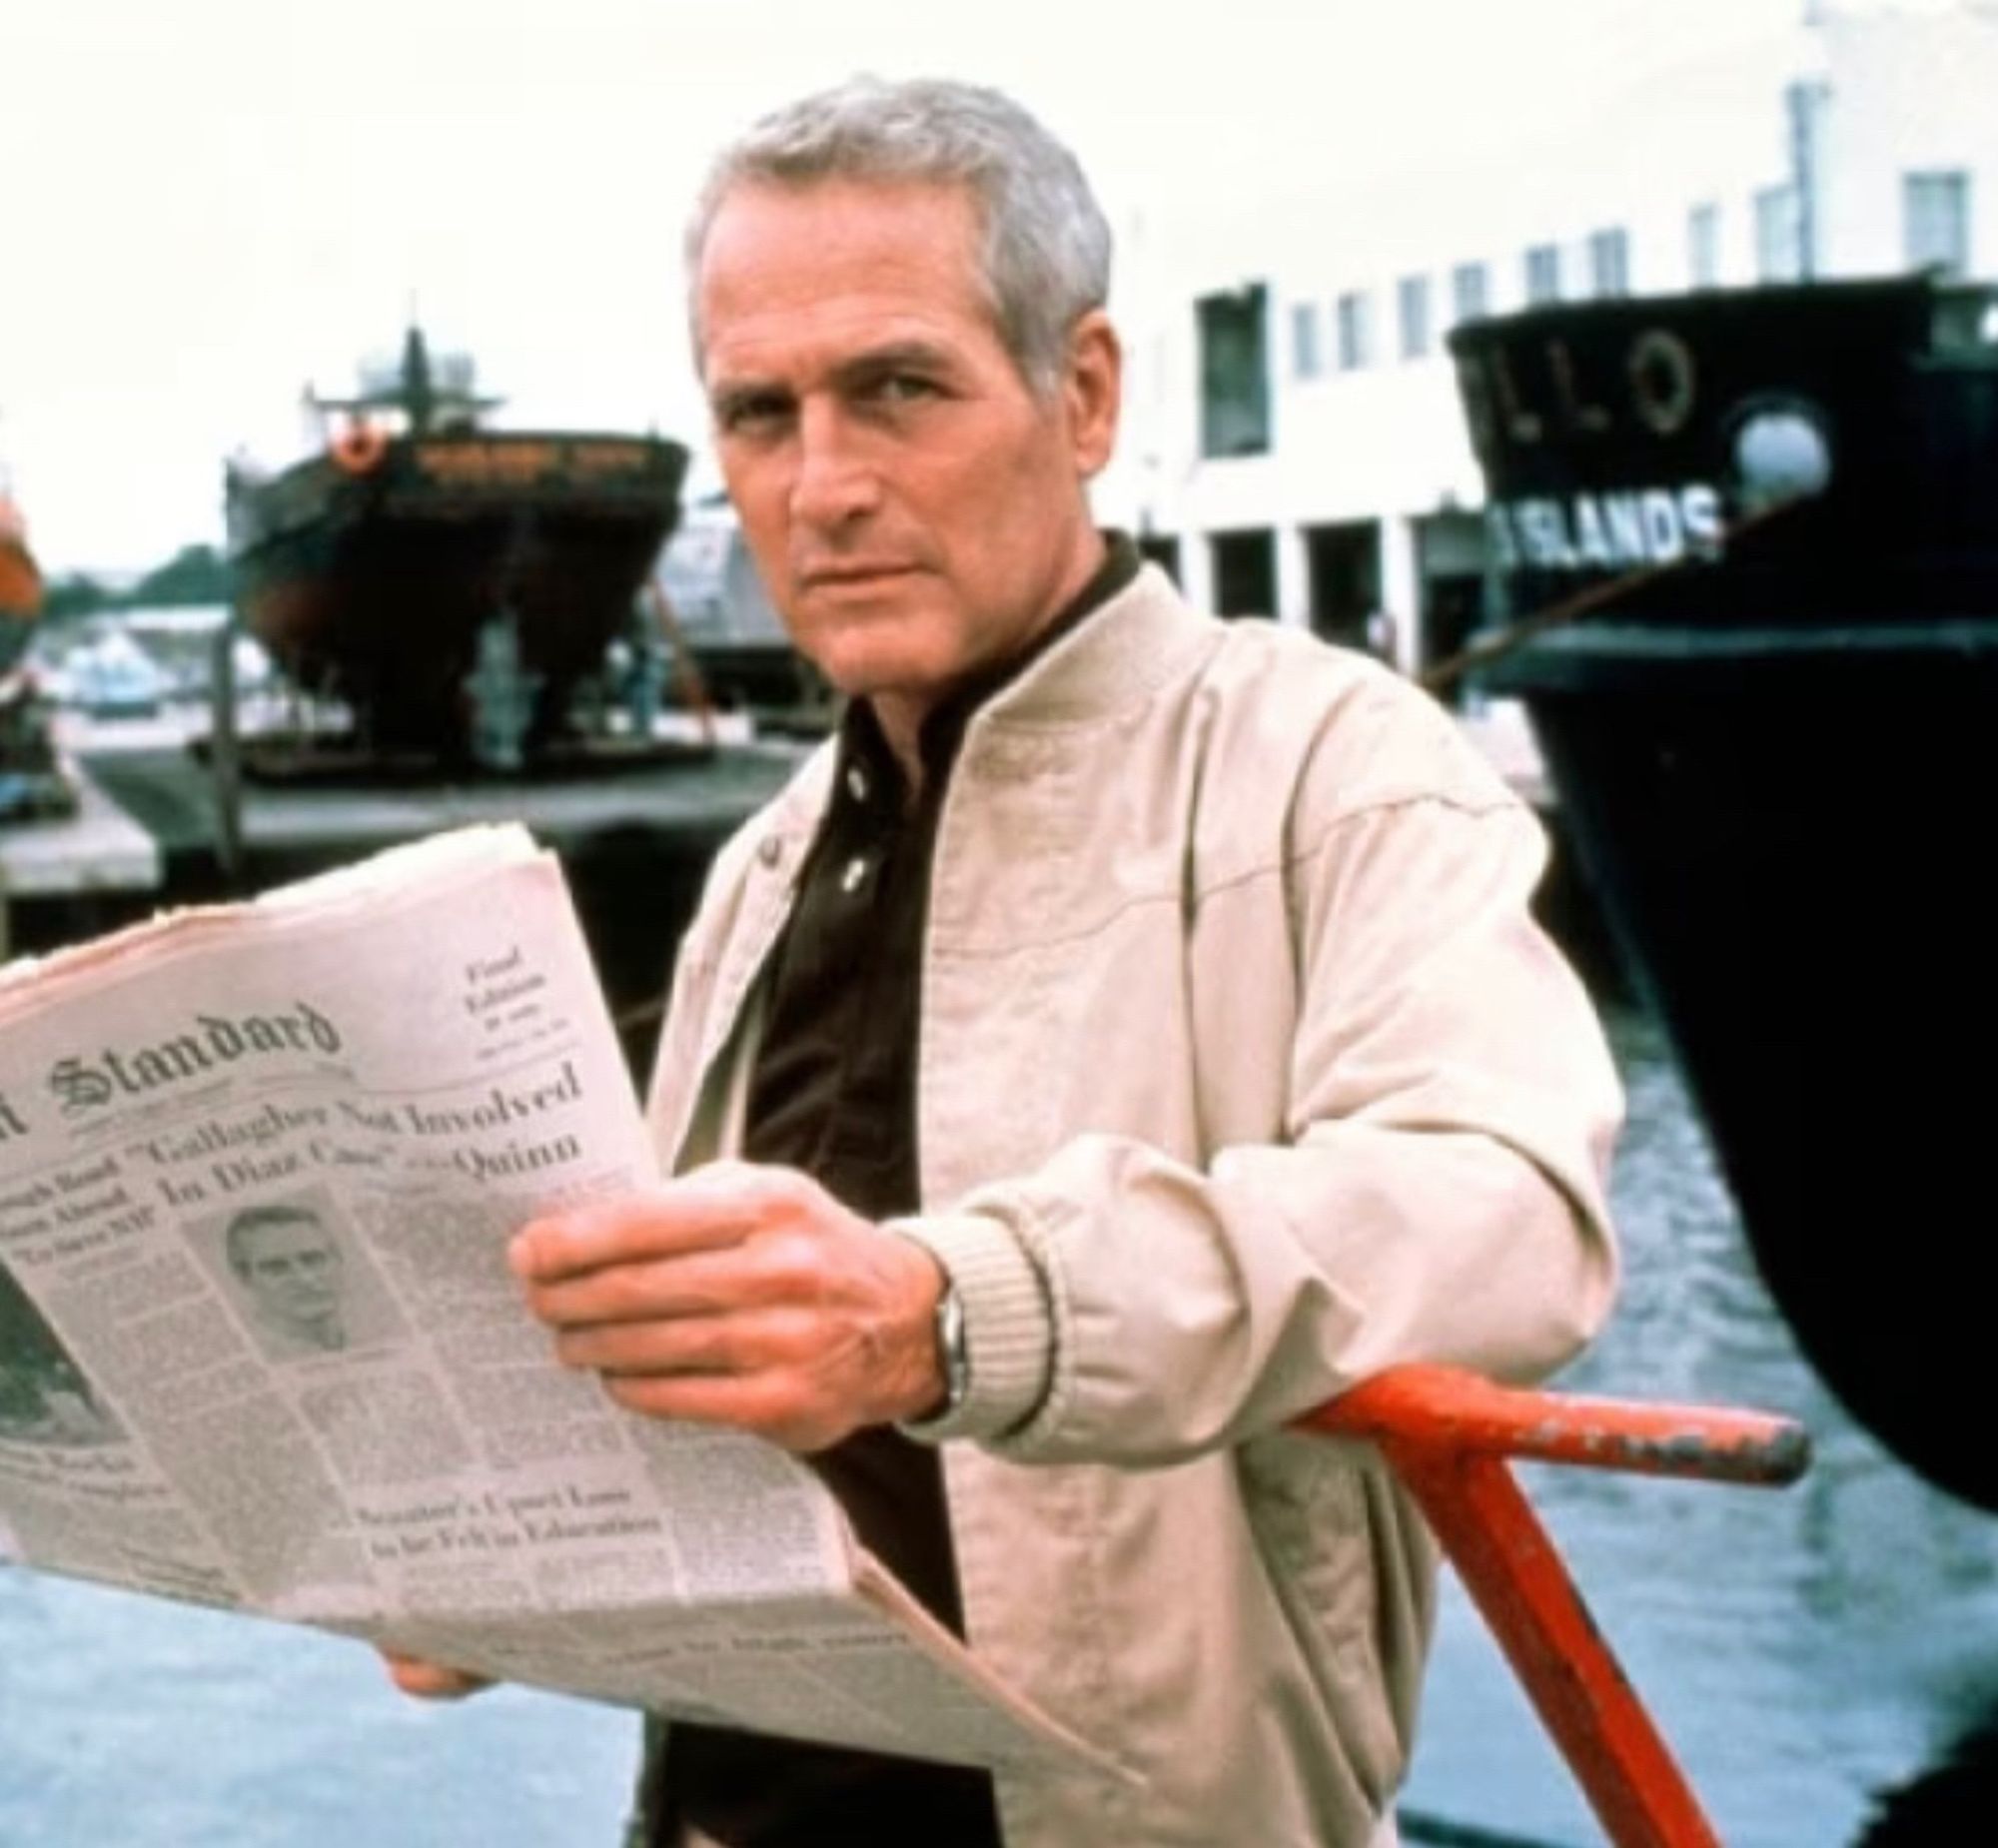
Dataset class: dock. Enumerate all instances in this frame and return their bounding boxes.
[4,697,1568,1003]
[42,729,807,1067]
[0,758,162,960]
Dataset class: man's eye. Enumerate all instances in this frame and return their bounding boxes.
[872,373,940,405]
[719,396,791,434]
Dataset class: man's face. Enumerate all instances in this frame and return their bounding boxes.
[237,1219,342,1334]
[696,178,1119,730]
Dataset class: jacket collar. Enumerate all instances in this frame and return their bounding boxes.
[755,562,1219,855]
[969,561,1218,732]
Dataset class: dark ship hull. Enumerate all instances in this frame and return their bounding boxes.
[227,430,687,756]
[1450,276,1998,1512]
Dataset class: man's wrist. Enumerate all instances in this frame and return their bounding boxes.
[890,1211,1054,1441]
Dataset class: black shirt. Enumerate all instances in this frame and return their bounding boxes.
[661,536,1141,1848]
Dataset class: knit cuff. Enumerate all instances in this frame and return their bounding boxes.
[890,1210,1053,1443]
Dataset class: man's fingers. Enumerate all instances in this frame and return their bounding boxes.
[510,1165,808,1284]
[522,1245,767,1333]
[509,1194,740,1283]
[553,1304,814,1377]
[506,1163,935,1446]
[377,1648,493,1701]
[599,1369,833,1452]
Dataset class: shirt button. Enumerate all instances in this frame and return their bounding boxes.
[757,835,783,868]
[839,856,869,894]
[846,764,869,803]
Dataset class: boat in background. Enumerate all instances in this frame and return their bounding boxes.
[63,629,170,721]
[655,495,832,734]
[224,328,688,763]
[0,482,73,822]
[1450,275,1998,1513]
[1,483,40,677]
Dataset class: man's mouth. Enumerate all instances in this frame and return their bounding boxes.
[797,562,923,590]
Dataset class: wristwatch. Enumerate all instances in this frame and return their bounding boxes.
[934,1276,971,1416]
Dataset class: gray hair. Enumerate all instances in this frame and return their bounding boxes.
[684,75,1112,394]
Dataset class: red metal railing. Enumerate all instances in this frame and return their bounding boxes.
[1300,1366,1811,1848]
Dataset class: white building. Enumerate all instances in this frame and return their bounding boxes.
[1096,0,1998,679]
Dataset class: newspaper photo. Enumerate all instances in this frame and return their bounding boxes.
[0,823,1107,1779]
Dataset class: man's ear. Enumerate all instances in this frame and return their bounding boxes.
[1063,310,1122,480]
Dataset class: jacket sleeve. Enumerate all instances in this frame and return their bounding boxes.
[897,780,1622,1468]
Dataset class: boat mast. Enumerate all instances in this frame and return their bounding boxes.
[399,325,438,436]
[307,326,502,443]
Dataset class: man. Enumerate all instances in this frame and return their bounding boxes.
[388,76,1621,1847]
[225,1202,349,1358]
[1364,606,1402,670]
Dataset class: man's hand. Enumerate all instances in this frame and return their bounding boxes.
[509,1162,948,1452]
[376,1647,493,1700]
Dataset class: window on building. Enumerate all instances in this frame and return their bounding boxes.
[1291,301,1322,381]
[1305,520,1381,648]
[1197,284,1271,459]
[1754,184,1802,283]
[1451,261,1490,325]
[1524,243,1561,305]
[1687,202,1721,289]
[1905,170,1972,278]
[1587,228,1630,298]
[1210,528,1278,618]
[1335,291,1374,370]
[1398,275,1432,360]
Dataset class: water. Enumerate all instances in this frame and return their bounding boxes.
[0,1585,638,1845]
[1404,1004,1998,1845]
[3,1002,1994,1844]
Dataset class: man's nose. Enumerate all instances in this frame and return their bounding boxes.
[788,401,881,528]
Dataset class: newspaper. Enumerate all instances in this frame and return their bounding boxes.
[0,824,1106,1780]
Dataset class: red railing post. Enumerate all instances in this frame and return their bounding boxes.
[1298,1366,1810,1848]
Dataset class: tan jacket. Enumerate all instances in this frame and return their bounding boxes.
[641,566,1621,1846]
